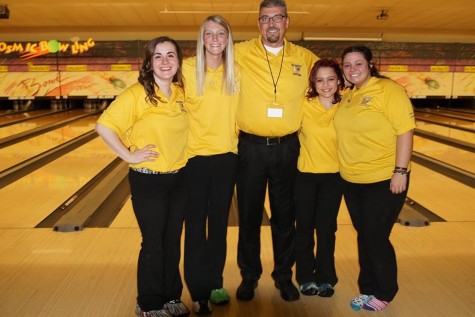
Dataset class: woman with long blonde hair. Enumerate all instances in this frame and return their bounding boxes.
[182,15,240,315]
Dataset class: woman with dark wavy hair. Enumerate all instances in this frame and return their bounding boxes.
[96,36,190,317]
[294,59,345,298]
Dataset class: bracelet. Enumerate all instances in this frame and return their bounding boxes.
[395,166,407,171]
[393,167,408,175]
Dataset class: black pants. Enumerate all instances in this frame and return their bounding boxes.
[184,153,238,301]
[342,176,409,302]
[295,171,343,287]
[236,133,300,282]
[129,168,188,311]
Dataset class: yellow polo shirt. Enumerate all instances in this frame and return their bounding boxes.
[97,82,188,172]
[183,57,239,157]
[235,37,318,136]
[298,97,339,173]
[334,77,416,183]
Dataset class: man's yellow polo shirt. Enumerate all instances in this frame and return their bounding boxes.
[97,82,188,172]
[235,37,318,136]
[334,77,416,183]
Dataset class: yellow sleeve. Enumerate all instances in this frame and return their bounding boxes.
[382,79,416,135]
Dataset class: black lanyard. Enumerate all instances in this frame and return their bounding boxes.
[263,42,284,101]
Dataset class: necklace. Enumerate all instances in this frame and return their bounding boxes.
[208,72,216,86]
[207,59,222,87]
[263,42,285,101]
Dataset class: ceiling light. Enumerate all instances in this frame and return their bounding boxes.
[303,37,383,42]
[159,4,308,14]
[377,10,389,20]
[0,4,9,19]
[303,32,383,42]
[159,10,310,14]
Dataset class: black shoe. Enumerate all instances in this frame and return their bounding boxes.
[192,300,212,315]
[236,279,258,301]
[274,279,300,301]
[317,283,335,297]
[299,282,319,296]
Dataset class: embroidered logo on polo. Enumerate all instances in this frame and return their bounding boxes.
[176,100,186,112]
[292,64,302,76]
[360,96,373,106]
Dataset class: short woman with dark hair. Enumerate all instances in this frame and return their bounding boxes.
[295,58,345,298]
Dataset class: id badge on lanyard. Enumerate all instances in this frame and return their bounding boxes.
[267,101,284,118]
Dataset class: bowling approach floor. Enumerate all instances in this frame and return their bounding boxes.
[0,106,474,317]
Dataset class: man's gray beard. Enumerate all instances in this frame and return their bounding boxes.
[266,34,280,43]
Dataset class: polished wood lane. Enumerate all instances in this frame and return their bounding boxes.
[415,112,475,128]
[0,109,54,124]
[408,162,475,221]
[110,197,136,228]
[0,109,89,138]
[416,121,475,144]
[419,108,475,121]
[413,135,475,173]
[0,138,116,228]
[0,222,474,317]
[0,115,100,171]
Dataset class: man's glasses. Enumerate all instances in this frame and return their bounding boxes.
[258,14,286,24]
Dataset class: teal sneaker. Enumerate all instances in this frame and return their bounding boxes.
[350,294,372,311]
[210,288,230,305]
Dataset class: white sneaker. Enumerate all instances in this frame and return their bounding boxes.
[163,299,190,317]
[135,303,173,317]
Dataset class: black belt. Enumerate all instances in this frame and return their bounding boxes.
[239,131,298,146]
[131,167,180,174]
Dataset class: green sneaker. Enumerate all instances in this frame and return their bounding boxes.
[210,288,230,305]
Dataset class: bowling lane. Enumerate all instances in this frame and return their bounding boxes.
[0,108,91,138]
[408,162,475,222]
[413,136,475,173]
[415,112,475,129]
[418,108,475,120]
[0,114,100,171]
[0,138,117,228]
[0,109,55,125]
[412,117,475,219]
[416,120,474,144]
[110,198,137,228]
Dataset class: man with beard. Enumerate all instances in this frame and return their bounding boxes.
[234,0,319,303]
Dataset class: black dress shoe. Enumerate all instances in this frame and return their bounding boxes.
[274,279,300,301]
[236,279,258,301]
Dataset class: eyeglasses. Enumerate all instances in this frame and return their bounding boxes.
[258,14,286,24]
